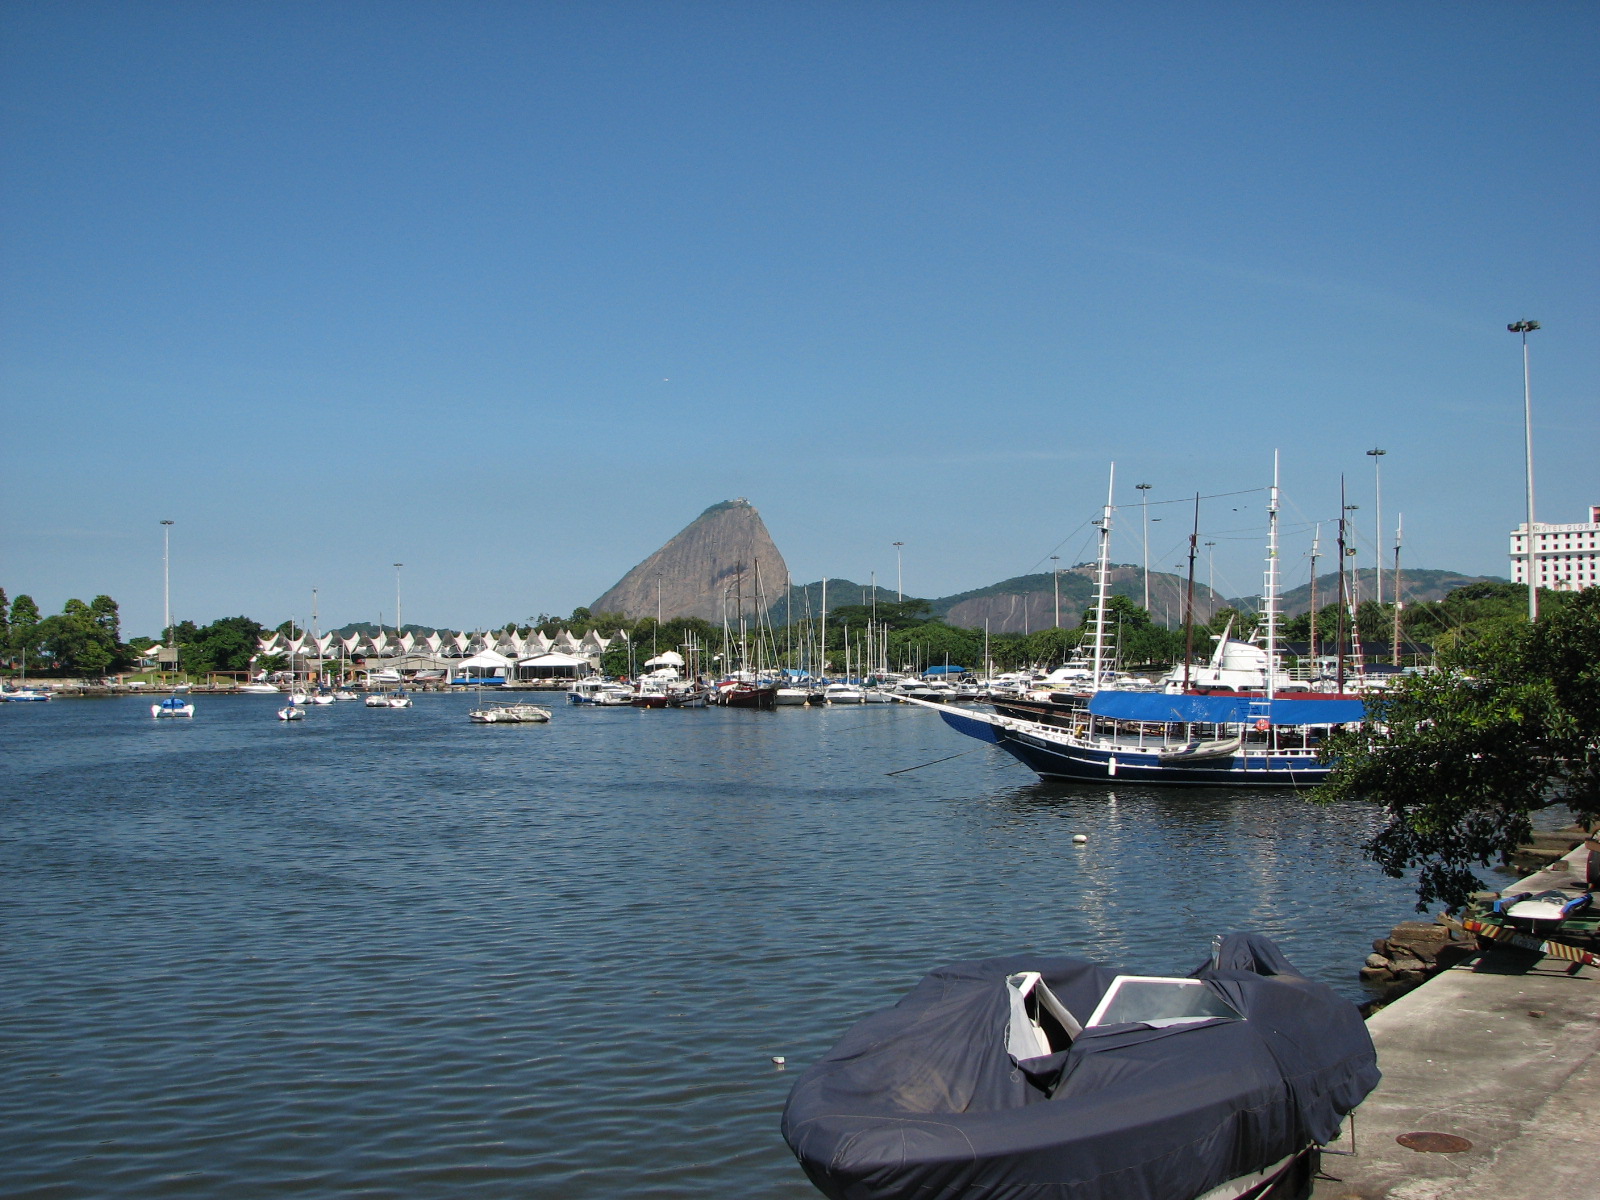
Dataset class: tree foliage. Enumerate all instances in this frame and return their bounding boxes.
[1315,588,1600,910]
[177,616,269,675]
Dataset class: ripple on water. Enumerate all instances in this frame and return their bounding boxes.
[2,695,1420,1197]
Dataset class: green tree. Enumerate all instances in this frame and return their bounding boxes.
[181,616,268,674]
[90,595,121,643]
[827,599,933,631]
[9,594,42,666]
[1316,588,1600,910]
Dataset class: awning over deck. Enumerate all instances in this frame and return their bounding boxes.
[1088,691,1366,726]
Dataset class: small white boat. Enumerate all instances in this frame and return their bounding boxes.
[468,702,552,724]
[309,692,336,705]
[3,687,52,702]
[276,704,305,721]
[151,696,195,718]
[774,687,812,706]
[386,692,413,709]
[239,682,281,694]
[333,690,359,701]
[290,691,309,705]
[822,683,865,705]
[364,694,390,708]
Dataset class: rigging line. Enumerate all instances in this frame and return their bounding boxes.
[886,746,988,776]
[1111,486,1268,512]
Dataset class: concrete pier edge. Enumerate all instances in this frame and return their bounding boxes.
[1311,842,1600,1200]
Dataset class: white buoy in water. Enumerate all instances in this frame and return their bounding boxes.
[1072,833,1088,844]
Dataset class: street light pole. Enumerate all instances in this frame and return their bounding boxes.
[161,520,174,675]
[1136,483,1152,614]
[893,542,904,602]
[1363,448,1388,604]
[1509,320,1541,620]
[1050,556,1060,628]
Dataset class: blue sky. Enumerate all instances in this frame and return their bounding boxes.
[3,2,1595,637]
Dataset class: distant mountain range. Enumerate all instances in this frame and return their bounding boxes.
[772,565,1504,633]
[590,498,1504,632]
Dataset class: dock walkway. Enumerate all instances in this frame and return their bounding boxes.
[1312,846,1599,1200]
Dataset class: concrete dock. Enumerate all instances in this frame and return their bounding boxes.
[1312,846,1599,1200]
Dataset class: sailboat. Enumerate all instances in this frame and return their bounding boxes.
[903,459,1366,787]
[152,695,195,718]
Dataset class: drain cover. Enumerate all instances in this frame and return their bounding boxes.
[1397,1132,1474,1153]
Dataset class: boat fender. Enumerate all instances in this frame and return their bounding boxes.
[1254,718,1270,732]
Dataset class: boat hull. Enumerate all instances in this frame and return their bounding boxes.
[929,703,1332,788]
[990,722,1330,787]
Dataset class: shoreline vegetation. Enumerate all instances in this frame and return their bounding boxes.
[0,579,1582,684]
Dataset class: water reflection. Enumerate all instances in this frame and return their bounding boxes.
[1,696,1419,1200]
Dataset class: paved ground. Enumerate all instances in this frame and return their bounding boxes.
[1312,849,1599,1200]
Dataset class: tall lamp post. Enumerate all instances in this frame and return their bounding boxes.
[1135,483,1152,614]
[893,542,904,602]
[393,563,404,633]
[1050,556,1061,628]
[161,520,174,677]
[1366,448,1386,605]
[1509,320,1541,620]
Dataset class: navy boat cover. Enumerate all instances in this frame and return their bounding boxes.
[782,934,1378,1200]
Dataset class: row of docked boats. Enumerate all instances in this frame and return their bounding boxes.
[905,459,1371,788]
[565,673,999,710]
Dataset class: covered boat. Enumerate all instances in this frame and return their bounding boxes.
[781,933,1377,1200]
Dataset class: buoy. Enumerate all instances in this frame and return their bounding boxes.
[1073,833,1088,844]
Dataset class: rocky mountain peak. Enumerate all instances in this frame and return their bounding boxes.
[591,500,789,622]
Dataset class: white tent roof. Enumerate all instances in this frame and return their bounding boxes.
[644,651,685,667]
[518,652,587,667]
[458,649,514,668]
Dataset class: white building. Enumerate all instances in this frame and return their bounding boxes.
[1510,505,1600,592]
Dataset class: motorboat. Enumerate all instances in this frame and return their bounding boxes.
[309,691,336,705]
[1495,889,1593,933]
[151,696,195,718]
[363,693,390,707]
[665,688,711,708]
[386,691,414,709]
[567,679,634,706]
[821,682,864,705]
[774,686,813,706]
[468,702,552,724]
[238,682,281,695]
[276,703,305,721]
[333,689,359,701]
[2,687,52,702]
[782,933,1378,1200]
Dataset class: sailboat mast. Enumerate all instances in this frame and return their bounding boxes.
[1336,477,1348,694]
[1090,463,1116,685]
[1182,494,1199,691]
[1264,452,1281,700]
[1308,526,1321,664]
[820,577,828,677]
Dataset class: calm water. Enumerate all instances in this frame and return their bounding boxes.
[2,694,1421,1198]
